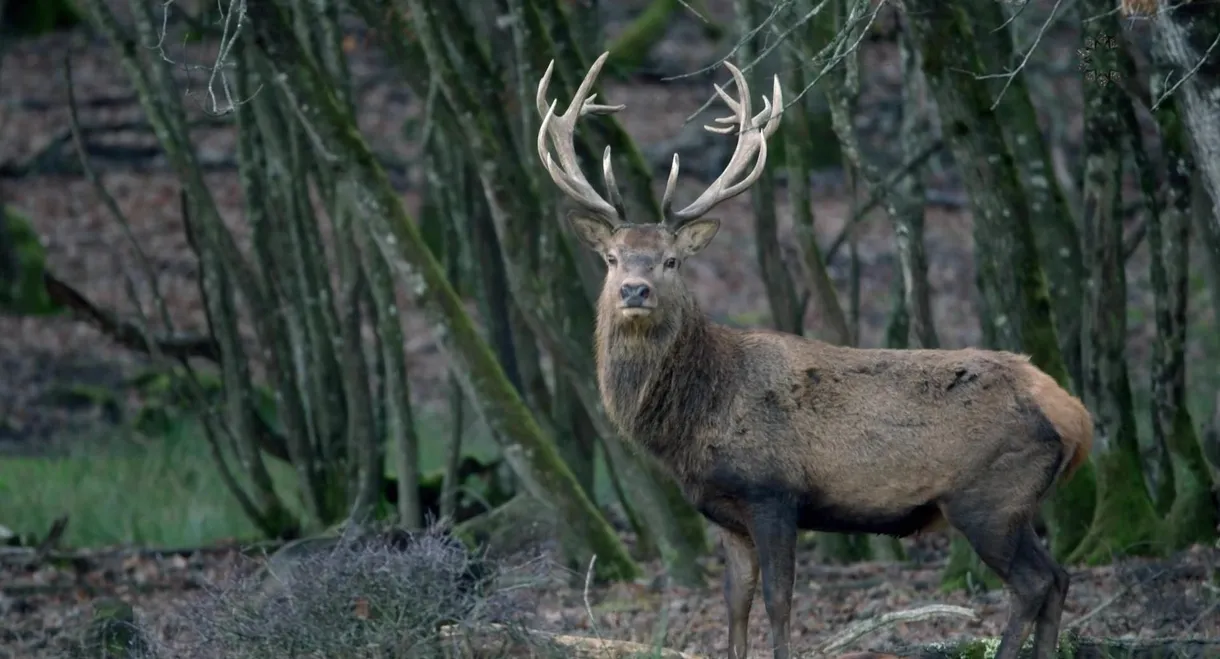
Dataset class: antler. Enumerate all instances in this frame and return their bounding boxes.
[661,62,784,228]
[536,51,627,224]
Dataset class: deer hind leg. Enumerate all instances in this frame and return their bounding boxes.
[1031,540,1070,659]
[746,503,798,659]
[942,502,1054,659]
[721,528,759,659]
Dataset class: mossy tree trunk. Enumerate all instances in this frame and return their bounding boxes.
[782,0,851,347]
[1066,0,1159,565]
[890,14,938,352]
[1149,1,1220,235]
[900,0,1092,588]
[1148,0,1220,494]
[245,0,641,582]
[973,0,1086,393]
[1127,63,1218,549]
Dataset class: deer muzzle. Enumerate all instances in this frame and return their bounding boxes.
[618,280,655,314]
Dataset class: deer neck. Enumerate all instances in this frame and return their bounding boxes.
[596,306,729,470]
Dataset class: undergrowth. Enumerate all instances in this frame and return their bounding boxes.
[75,523,557,659]
[0,421,297,547]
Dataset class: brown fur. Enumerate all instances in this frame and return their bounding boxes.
[567,215,1091,659]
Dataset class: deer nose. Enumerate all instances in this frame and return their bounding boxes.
[620,282,650,302]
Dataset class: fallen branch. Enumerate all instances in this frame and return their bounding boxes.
[882,634,1220,659]
[41,271,220,362]
[812,604,977,657]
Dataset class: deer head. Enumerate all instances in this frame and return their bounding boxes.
[535,52,784,332]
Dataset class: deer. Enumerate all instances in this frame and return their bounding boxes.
[534,51,1094,659]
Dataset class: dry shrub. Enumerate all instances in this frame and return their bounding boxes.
[144,523,553,659]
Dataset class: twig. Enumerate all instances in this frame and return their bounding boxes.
[824,139,943,263]
[40,271,220,362]
[812,604,979,657]
[1066,566,1167,629]
[1150,30,1220,111]
[148,0,255,115]
[32,516,70,562]
[583,555,604,640]
[969,0,1067,110]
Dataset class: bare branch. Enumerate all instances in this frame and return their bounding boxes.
[148,0,257,115]
[1150,29,1220,110]
[41,271,220,362]
[969,0,1068,110]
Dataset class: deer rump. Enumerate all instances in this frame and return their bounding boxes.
[681,341,1091,539]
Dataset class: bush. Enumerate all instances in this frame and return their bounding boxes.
[138,523,549,659]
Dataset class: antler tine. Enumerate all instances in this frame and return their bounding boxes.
[535,52,627,224]
[601,146,626,218]
[662,64,785,228]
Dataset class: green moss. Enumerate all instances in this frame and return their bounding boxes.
[1068,447,1161,565]
[1161,406,1219,550]
[816,532,872,564]
[1046,458,1097,561]
[940,534,1002,593]
[0,208,65,317]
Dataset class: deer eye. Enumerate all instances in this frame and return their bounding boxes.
[605,255,618,266]
[663,257,678,270]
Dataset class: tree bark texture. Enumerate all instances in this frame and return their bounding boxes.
[1068,0,1159,565]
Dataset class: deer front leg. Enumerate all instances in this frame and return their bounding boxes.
[748,503,798,659]
[722,528,759,659]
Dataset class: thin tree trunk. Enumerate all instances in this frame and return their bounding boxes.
[1067,0,1158,565]
[734,0,802,335]
[891,14,938,350]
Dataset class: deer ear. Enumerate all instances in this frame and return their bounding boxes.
[674,218,720,256]
[566,212,615,252]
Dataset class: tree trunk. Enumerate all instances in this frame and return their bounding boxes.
[734,0,803,335]
[891,13,938,351]
[1067,0,1159,565]
[1150,1,1220,244]
[1135,82,1218,549]
[972,0,1086,391]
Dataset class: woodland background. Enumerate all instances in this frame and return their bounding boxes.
[0,0,1218,657]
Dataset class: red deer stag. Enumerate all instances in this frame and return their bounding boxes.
[534,52,1093,659]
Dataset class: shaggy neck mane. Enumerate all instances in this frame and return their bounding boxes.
[597,304,733,472]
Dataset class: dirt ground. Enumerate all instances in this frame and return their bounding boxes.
[2,534,1218,658]
[1,1,1218,657]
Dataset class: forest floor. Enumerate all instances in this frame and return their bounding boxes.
[1,1,1219,658]
[2,532,1218,659]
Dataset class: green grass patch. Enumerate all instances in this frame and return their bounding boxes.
[0,401,636,550]
[0,421,299,548]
